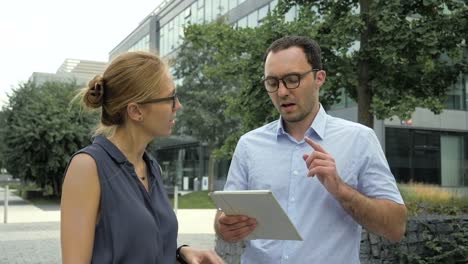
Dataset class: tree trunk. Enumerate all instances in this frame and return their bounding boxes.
[208,154,216,192]
[358,0,374,129]
[52,174,61,197]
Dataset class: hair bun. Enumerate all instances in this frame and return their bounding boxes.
[84,75,105,108]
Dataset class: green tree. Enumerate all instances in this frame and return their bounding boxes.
[237,0,467,128]
[173,20,243,154]
[2,81,96,196]
[0,110,7,170]
[350,0,467,127]
[175,0,467,157]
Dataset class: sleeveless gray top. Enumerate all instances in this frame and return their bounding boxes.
[72,136,178,263]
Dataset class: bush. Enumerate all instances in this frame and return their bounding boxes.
[1,81,97,197]
[399,183,468,216]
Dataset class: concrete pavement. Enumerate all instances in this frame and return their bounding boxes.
[0,187,218,263]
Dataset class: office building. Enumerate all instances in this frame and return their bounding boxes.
[30,59,107,87]
[111,0,468,192]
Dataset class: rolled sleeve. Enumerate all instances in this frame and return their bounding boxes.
[357,129,404,204]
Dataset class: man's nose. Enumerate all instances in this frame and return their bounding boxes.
[277,80,289,97]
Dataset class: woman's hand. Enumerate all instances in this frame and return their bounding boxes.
[179,247,225,264]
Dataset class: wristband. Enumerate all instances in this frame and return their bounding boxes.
[176,244,189,264]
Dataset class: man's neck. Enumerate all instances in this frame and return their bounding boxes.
[284,105,320,141]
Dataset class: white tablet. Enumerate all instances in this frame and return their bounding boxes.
[210,190,302,241]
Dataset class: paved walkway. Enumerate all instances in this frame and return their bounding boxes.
[0,187,218,263]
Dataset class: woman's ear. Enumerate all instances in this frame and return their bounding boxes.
[127,103,144,122]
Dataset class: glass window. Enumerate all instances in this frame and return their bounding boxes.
[212,0,221,18]
[237,16,247,28]
[228,0,237,11]
[190,2,197,24]
[159,26,166,56]
[386,128,441,184]
[197,0,205,23]
[165,25,170,54]
[168,20,175,52]
[129,35,149,52]
[178,13,184,45]
[386,128,412,183]
[247,11,258,27]
[174,15,179,45]
[444,74,464,110]
[184,6,191,19]
[205,0,213,22]
[441,135,464,187]
[258,5,269,23]
[219,0,229,15]
[270,0,278,11]
[197,0,204,8]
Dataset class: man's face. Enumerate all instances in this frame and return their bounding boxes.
[264,46,325,125]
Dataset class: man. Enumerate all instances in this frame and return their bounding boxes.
[214,36,407,263]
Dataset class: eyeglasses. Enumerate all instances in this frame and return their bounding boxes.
[138,91,178,109]
[262,69,320,93]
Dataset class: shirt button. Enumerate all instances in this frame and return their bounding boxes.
[293,170,298,175]
[283,255,289,260]
[290,197,295,202]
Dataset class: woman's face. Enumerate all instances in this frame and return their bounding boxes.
[138,72,182,138]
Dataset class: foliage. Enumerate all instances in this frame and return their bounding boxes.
[175,0,467,157]
[1,81,97,196]
[383,184,468,263]
[356,0,467,125]
[173,19,244,156]
[399,183,468,216]
[398,222,468,264]
[0,110,7,169]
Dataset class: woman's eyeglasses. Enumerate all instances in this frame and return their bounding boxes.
[138,92,178,109]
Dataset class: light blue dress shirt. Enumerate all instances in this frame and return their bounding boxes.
[224,105,404,264]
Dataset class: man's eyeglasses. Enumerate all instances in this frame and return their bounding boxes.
[262,69,320,93]
[138,92,178,109]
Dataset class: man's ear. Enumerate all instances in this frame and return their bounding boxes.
[127,103,143,122]
[315,70,326,87]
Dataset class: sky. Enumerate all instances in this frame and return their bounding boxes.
[0,0,163,107]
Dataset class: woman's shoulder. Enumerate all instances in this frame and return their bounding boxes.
[67,153,98,179]
[63,152,100,198]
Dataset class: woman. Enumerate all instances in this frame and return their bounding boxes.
[61,51,224,264]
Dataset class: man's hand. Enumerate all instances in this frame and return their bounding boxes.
[302,137,407,242]
[179,247,225,264]
[303,137,344,198]
[215,212,257,242]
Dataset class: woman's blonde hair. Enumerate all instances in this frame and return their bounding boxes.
[76,51,168,136]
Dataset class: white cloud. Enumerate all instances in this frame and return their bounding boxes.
[0,0,162,107]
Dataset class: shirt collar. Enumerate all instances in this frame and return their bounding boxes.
[311,104,327,140]
[93,135,127,164]
[93,135,156,166]
[275,104,327,140]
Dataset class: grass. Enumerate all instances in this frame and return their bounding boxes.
[170,191,216,209]
[7,181,468,214]
[3,184,215,209]
[0,182,22,190]
[399,183,468,216]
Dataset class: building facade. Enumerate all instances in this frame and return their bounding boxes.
[30,59,107,86]
[328,73,468,191]
[110,0,468,192]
